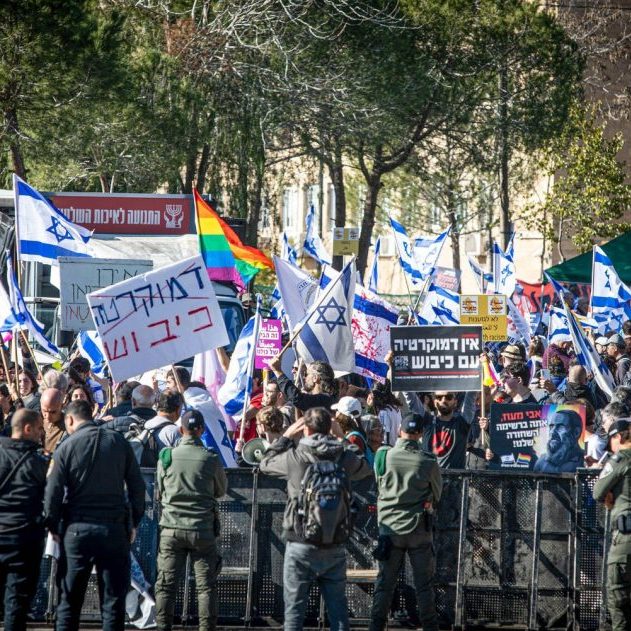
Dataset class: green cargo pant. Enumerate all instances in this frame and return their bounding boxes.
[155,528,220,631]
[369,525,438,631]
[607,554,631,631]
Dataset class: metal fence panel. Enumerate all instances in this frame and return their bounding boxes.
[25,468,611,630]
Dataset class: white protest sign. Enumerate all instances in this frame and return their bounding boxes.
[59,257,153,332]
[87,255,229,382]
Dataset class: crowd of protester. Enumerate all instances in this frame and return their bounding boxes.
[1,309,631,631]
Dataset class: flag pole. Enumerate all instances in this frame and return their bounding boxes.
[239,295,262,443]
[12,174,22,288]
[12,334,19,396]
[0,341,10,385]
[277,257,355,358]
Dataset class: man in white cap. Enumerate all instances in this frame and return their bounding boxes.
[596,336,610,356]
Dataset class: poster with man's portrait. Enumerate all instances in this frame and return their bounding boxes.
[489,403,586,473]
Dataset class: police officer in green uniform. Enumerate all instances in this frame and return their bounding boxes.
[369,413,443,631]
[154,409,227,631]
[593,418,631,630]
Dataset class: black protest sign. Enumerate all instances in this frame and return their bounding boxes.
[390,325,482,392]
[489,403,544,470]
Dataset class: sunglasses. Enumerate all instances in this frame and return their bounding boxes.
[434,394,454,401]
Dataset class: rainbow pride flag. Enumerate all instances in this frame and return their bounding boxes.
[194,191,273,290]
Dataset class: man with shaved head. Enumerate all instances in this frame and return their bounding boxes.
[110,384,157,435]
[40,388,65,453]
[0,409,49,631]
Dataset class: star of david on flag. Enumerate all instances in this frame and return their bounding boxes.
[591,245,631,333]
[14,174,92,266]
[295,259,356,376]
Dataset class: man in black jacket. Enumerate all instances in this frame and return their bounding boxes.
[44,400,145,631]
[0,409,49,631]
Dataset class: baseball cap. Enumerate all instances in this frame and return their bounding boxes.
[331,396,362,418]
[608,418,631,437]
[595,336,609,346]
[400,413,423,434]
[500,345,523,362]
[608,334,625,348]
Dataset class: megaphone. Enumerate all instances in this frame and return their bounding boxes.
[242,438,267,465]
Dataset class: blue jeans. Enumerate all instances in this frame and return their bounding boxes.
[283,542,348,631]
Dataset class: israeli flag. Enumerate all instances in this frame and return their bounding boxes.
[390,218,423,288]
[547,307,571,345]
[77,331,107,378]
[6,252,59,355]
[563,301,615,397]
[217,307,261,419]
[467,255,493,293]
[274,256,318,331]
[14,175,92,265]
[413,227,450,279]
[493,241,516,297]
[282,232,299,266]
[419,282,460,325]
[321,266,398,383]
[507,299,531,344]
[368,237,381,293]
[303,204,331,266]
[591,245,631,332]
[295,259,356,376]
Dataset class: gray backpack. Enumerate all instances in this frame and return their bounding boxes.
[296,458,353,545]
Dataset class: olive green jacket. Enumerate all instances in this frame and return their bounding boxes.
[593,448,631,561]
[157,435,227,535]
[375,438,442,536]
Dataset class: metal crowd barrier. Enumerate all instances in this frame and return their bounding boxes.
[29,468,611,629]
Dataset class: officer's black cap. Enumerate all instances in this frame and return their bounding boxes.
[608,419,631,438]
[182,409,205,432]
[401,413,423,434]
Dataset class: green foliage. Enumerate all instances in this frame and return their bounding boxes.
[527,103,631,252]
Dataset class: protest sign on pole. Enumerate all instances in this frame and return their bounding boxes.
[332,227,360,256]
[59,257,153,332]
[87,254,229,382]
[255,318,282,369]
[489,402,585,472]
[390,325,482,392]
[460,294,507,342]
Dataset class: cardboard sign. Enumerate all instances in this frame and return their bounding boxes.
[390,325,482,392]
[460,294,507,342]
[87,255,229,382]
[255,319,282,369]
[59,257,153,332]
[489,402,586,472]
[332,227,360,256]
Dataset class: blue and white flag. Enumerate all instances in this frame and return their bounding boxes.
[493,241,516,297]
[563,301,615,397]
[303,204,331,266]
[0,282,21,333]
[321,266,398,383]
[6,252,59,355]
[547,307,571,346]
[14,175,92,266]
[282,232,299,266]
[418,282,460,325]
[274,256,318,331]
[390,217,423,288]
[413,227,450,279]
[467,255,493,293]
[507,299,531,345]
[295,259,356,376]
[77,330,107,378]
[217,309,261,419]
[591,245,631,333]
[368,237,381,294]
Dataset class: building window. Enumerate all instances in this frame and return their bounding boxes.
[282,188,298,231]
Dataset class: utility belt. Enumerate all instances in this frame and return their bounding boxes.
[615,513,631,534]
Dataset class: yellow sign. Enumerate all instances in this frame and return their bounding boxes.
[460,294,507,342]
[332,227,360,256]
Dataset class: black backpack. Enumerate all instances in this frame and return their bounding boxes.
[125,419,171,468]
[295,458,354,545]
